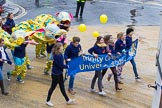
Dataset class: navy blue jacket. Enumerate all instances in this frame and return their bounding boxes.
[126,36,132,49]
[88,44,107,55]
[0,48,12,66]
[4,19,15,34]
[64,42,82,60]
[115,39,126,53]
[52,54,68,75]
[5,19,15,29]
[14,44,27,58]
[108,44,116,54]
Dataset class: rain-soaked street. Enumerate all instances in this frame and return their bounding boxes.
[9,0,162,26]
[0,0,162,108]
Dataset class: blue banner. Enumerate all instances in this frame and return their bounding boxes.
[68,39,138,75]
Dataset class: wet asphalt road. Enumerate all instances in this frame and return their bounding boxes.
[9,0,162,26]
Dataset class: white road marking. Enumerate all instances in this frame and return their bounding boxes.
[98,0,162,9]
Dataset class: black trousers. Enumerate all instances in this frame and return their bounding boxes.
[46,74,69,102]
[75,1,85,17]
[102,67,118,83]
[91,70,103,92]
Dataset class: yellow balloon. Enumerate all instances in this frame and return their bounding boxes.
[92,31,100,38]
[78,24,86,32]
[100,14,108,24]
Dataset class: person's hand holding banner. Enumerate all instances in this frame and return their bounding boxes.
[79,51,85,56]
[108,53,112,56]
[93,52,98,58]
[117,52,121,55]
[66,58,71,61]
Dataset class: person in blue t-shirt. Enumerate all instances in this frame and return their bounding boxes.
[102,35,122,91]
[46,43,75,107]
[126,28,141,81]
[64,37,83,95]
[115,32,126,84]
[88,36,107,96]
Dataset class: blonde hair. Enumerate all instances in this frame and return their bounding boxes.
[117,32,124,39]
[52,42,63,55]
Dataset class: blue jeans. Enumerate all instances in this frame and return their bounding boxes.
[130,58,139,77]
[0,66,3,80]
[68,74,75,89]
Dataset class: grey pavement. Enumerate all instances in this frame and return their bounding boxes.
[1,1,20,19]
[6,0,162,26]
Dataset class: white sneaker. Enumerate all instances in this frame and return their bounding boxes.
[17,80,25,84]
[98,91,106,96]
[136,78,141,82]
[46,101,54,107]
[67,99,75,105]
[135,76,142,82]
[90,88,97,93]
[7,77,11,81]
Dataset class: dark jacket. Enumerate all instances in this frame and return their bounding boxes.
[107,44,116,54]
[0,47,12,66]
[115,39,126,53]
[126,36,132,49]
[52,54,68,75]
[14,44,27,58]
[64,42,82,60]
[88,44,107,55]
[4,19,15,34]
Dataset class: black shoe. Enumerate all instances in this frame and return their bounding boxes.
[2,91,9,95]
[80,16,82,19]
[27,65,32,70]
[73,16,78,18]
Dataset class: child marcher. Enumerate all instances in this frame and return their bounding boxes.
[88,36,107,96]
[114,32,126,84]
[46,42,74,107]
[64,36,83,95]
[0,38,12,95]
[126,28,141,81]
[101,35,122,91]
[7,38,32,83]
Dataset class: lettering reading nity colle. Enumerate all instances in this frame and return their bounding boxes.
[82,56,103,63]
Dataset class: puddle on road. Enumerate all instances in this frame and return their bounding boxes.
[127,6,144,27]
